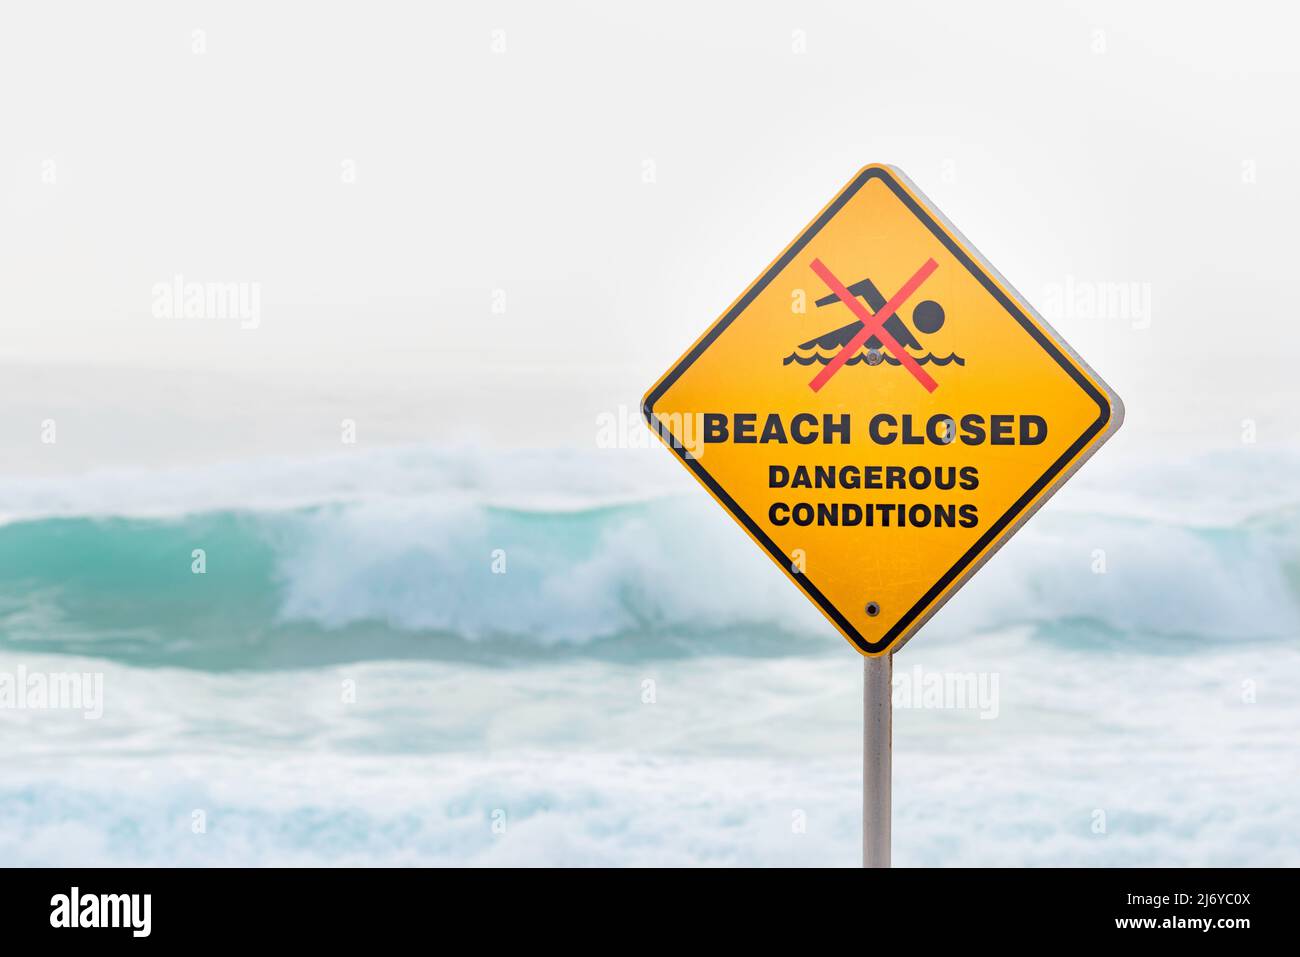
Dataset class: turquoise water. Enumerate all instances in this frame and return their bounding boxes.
[1,445,1298,865]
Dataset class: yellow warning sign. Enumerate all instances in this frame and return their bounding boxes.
[643,164,1123,657]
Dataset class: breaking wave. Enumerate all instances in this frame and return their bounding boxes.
[0,444,1296,669]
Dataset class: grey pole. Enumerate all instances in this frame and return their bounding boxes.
[863,653,892,868]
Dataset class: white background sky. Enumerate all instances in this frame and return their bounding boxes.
[0,1,1296,467]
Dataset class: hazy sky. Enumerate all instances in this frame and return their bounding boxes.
[1,1,1296,462]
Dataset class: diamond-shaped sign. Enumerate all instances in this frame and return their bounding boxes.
[643,165,1123,656]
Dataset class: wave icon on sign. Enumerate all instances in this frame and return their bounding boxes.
[782,276,964,368]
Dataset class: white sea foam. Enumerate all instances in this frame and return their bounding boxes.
[269,494,1300,647]
[1,644,1296,866]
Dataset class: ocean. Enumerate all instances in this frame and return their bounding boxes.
[1,443,1297,866]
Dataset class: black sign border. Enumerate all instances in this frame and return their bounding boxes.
[642,166,1114,655]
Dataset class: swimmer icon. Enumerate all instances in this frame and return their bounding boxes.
[782,275,964,369]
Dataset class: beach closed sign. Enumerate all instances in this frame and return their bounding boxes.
[643,165,1123,657]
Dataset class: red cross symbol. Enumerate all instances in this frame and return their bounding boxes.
[807,257,940,393]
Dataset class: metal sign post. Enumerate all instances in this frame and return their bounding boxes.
[863,653,892,868]
[641,163,1123,867]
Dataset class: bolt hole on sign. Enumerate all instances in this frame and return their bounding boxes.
[642,165,1123,656]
